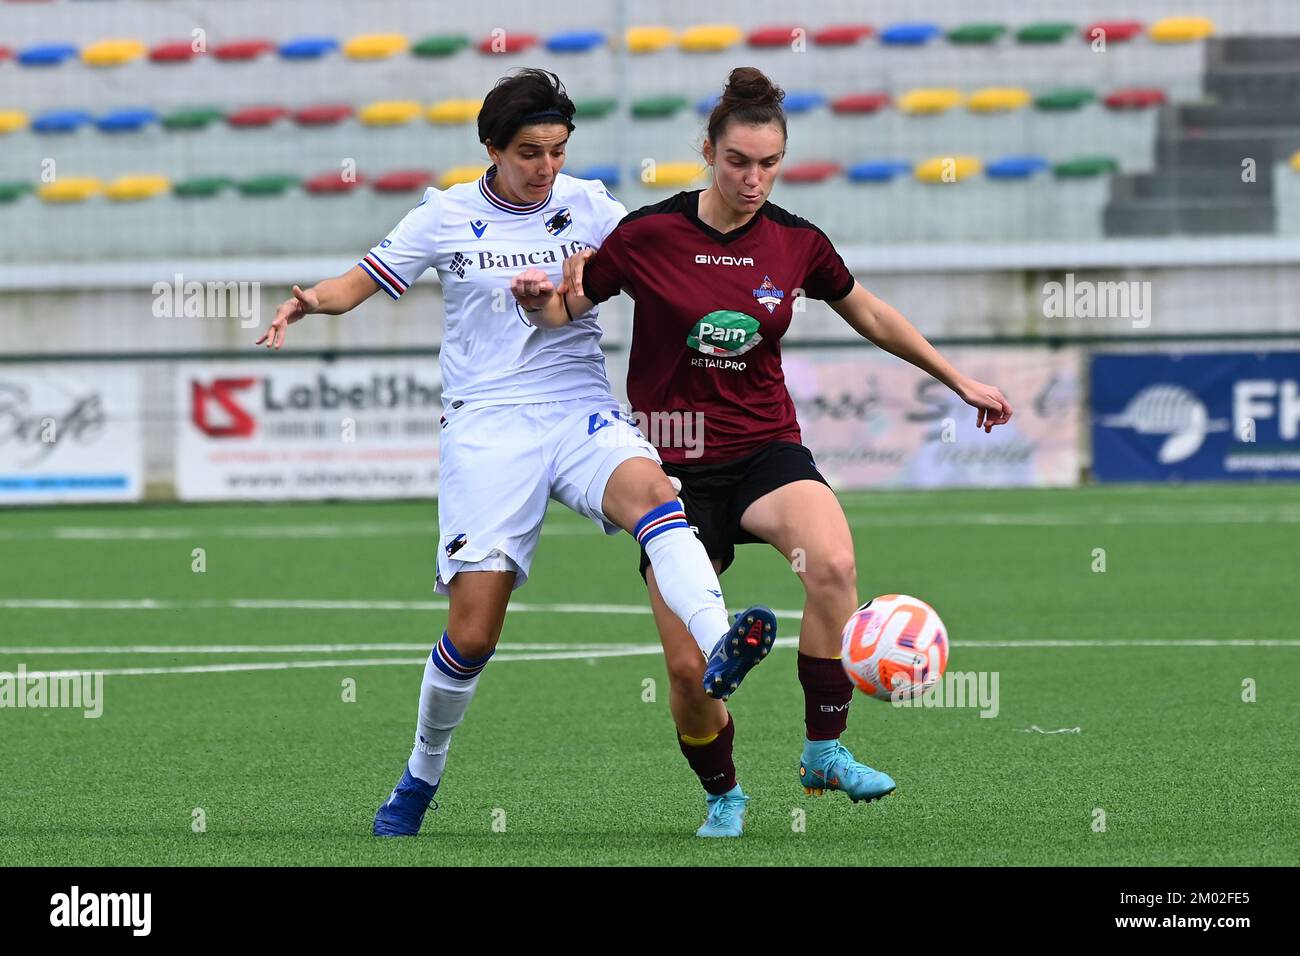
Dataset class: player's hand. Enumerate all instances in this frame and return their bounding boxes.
[256,285,318,349]
[510,268,556,311]
[561,247,595,298]
[957,377,1013,432]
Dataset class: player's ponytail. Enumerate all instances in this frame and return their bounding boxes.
[478,69,576,149]
[706,67,787,144]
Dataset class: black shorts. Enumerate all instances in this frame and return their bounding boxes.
[638,441,830,578]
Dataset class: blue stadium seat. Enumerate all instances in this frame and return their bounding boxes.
[847,160,912,182]
[18,43,78,67]
[546,30,605,53]
[95,109,160,133]
[32,110,94,133]
[575,164,620,187]
[279,37,340,60]
[696,95,720,115]
[783,92,826,114]
[880,23,942,45]
[985,155,1051,179]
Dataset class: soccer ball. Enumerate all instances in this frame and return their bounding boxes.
[840,594,949,701]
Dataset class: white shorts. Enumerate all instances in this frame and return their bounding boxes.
[435,396,661,594]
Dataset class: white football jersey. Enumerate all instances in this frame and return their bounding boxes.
[359,167,627,409]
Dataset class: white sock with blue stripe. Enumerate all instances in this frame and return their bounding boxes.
[407,631,492,786]
[635,501,731,656]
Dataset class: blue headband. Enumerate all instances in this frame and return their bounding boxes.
[520,109,568,123]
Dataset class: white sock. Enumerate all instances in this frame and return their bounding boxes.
[635,501,732,656]
[407,631,490,786]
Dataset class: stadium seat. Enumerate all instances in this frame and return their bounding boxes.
[412,34,470,57]
[984,155,1050,179]
[880,23,942,46]
[947,24,1006,45]
[632,95,688,119]
[695,95,720,116]
[292,104,354,126]
[915,156,981,182]
[343,34,409,60]
[573,97,617,119]
[747,26,801,48]
[1016,23,1076,44]
[1081,21,1143,43]
[81,38,147,66]
[149,40,199,63]
[32,110,94,133]
[239,174,299,196]
[1291,150,1300,173]
[226,106,289,128]
[625,26,675,53]
[279,37,339,60]
[305,170,366,194]
[96,109,159,132]
[18,43,78,66]
[574,164,620,186]
[546,31,605,53]
[213,40,274,61]
[847,160,911,182]
[426,100,481,124]
[359,101,423,126]
[831,93,890,114]
[783,92,826,114]
[1035,88,1095,111]
[106,175,170,201]
[679,25,743,52]
[173,175,234,198]
[372,169,434,193]
[966,87,1031,113]
[782,161,841,183]
[0,46,12,62]
[0,110,29,134]
[475,32,539,54]
[811,25,873,46]
[1053,155,1118,178]
[0,181,34,203]
[38,177,104,202]
[1149,17,1215,43]
[646,162,707,188]
[161,107,224,130]
[440,166,488,188]
[898,88,963,115]
[1103,88,1167,110]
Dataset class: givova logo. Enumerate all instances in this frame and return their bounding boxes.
[686,311,762,357]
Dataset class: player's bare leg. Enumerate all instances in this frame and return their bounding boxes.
[740,480,896,803]
[373,570,515,836]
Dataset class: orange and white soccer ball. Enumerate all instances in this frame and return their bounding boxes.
[840,594,949,701]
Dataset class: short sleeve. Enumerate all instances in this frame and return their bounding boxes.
[581,224,633,305]
[804,229,855,302]
[359,188,440,299]
[588,181,628,244]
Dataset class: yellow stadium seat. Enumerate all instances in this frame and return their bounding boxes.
[106,175,171,202]
[343,33,410,60]
[625,26,675,53]
[440,166,489,188]
[915,156,982,183]
[81,38,147,67]
[39,177,105,203]
[966,87,1032,113]
[645,162,708,188]
[679,25,743,52]
[897,89,965,115]
[358,101,423,127]
[1149,17,1215,43]
[426,100,482,124]
[0,111,29,134]
[1290,150,1300,172]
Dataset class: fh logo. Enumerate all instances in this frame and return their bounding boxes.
[191,379,257,438]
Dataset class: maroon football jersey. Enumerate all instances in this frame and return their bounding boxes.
[583,190,855,464]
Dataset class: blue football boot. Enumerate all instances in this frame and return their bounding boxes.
[702,606,777,700]
[799,739,896,803]
[697,784,749,838]
[373,766,439,836]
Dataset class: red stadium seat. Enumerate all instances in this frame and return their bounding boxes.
[747,26,802,47]
[0,46,12,61]
[1103,88,1167,109]
[292,104,354,126]
[475,32,539,54]
[226,105,289,127]
[831,93,891,114]
[305,170,366,194]
[782,161,841,184]
[1081,21,1143,43]
[372,169,434,193]
[149,40,199,63]
[213,39,275,62]
[812,25,873,46]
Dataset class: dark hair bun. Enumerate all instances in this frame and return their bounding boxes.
[721,67,785,109]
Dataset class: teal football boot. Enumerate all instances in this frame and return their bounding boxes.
[799,739,896,803]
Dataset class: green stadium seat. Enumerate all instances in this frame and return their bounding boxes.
[0,181,34,203]
[947,24,1006,45]
[1034,88,1095,111]
[162,107,224,131]
[412,35,470,57]
[632,95,688,119]
[1016,23,1076,44]
[239,174,300,196]
[1053,156,1118,178]
[573,97,617,119]
[173,175,234,198]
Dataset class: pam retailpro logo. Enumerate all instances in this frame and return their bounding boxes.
[686,310,763,358]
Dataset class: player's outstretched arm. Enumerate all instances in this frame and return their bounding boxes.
[255,265,380,349]
[830,281,1013,432]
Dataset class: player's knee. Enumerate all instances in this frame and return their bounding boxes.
[666,650,706,690]
[634,474,679,516]
[445,626,498,660]
[804,550,858,599]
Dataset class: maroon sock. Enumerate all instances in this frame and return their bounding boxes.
[799,652,854,740]
[677,715,737,796]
